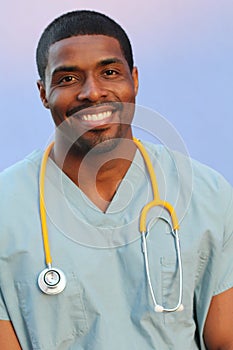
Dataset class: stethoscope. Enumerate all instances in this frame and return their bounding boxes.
[38,138,184,313]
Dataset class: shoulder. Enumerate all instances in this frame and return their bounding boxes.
[141,139,233,215]
[141,139,232,190]
[0,150,43,199]
[0,150,42,178]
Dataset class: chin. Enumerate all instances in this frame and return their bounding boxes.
[73,123,131,154]
[92,137,121,154]
[73,135,121,155]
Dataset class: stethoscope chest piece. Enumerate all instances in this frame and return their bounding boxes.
[38,268,66,295]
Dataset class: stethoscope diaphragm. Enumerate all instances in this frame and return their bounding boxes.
[38,267,66,295]
[37,139,183,311]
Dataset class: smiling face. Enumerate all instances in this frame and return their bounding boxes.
[38,35,138,153]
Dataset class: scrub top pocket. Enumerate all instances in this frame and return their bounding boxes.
[15,272,88,350]
[160,256,195,325]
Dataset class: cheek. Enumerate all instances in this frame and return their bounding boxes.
[47,89,61,105]
[117,83,136,103]
[46,89,69,113]
[121,100,135,125]
[45,93,67,126]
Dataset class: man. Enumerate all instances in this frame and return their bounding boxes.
[0,10,233,349]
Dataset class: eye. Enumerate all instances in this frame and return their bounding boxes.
[59,75,76,84]
[104,69,118,76]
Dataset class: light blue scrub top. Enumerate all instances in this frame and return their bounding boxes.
[0,141,233,350]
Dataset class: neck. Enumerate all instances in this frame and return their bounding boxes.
[50,135,137,212]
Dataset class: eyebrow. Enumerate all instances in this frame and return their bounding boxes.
[51,58,124,76]
[96,58,124,67]
[52,65,79,76]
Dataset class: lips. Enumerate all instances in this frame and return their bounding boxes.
[68,104,121,129]
[81,110,112,122]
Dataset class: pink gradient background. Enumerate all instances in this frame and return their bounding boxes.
[1,0,233,184]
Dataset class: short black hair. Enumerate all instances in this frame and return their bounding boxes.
[36,10,134,82]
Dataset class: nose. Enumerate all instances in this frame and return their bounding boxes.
[77,75,107,102]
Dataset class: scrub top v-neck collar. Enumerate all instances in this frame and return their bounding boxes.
[45,147,152,229]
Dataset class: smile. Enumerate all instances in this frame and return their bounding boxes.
[81,111,112,122]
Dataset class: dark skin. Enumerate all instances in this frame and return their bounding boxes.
[1,34,233,349]
[39,35,139,211]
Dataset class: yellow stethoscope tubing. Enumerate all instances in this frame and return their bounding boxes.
[39,141,54,268]
[40,138,180,266]
[133,138,183,312]
[39,138,182,308]
[133,137,180,232]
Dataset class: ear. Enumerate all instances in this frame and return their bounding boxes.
[132,67,139,96]
[37,80,49,109]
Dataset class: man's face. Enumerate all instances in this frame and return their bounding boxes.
[38,35,138,153]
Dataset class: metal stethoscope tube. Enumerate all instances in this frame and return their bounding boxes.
[37,138,184,312]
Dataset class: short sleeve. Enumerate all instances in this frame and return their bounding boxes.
[0,288,10,320]
[214,185,233,295]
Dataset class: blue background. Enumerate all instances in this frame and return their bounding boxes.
[1,0,232,185]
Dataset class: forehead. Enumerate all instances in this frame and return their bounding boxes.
[47,35,127,69]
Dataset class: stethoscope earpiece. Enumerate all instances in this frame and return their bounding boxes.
[38,268,66,295]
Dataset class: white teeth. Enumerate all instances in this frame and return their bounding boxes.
[82,111,112,121]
